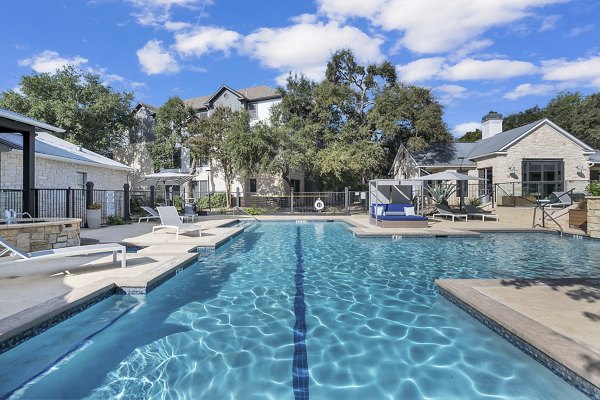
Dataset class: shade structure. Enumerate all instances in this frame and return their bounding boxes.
[137,172,196,206]
[136,172,196,187]
[412,171,484,181]
[413,171,485,211]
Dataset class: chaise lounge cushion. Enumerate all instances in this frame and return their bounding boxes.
[371,203,428,221]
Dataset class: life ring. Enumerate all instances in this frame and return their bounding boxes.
[314,198,325,211]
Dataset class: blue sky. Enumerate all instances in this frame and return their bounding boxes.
[2,0,600,137]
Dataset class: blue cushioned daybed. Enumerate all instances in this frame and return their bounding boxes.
[369,203,429,228]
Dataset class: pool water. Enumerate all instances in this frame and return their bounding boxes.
[2,222,599,399]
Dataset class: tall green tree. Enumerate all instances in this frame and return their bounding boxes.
[502,106,545,131]
[186,107,251,207]
[147,96,196,172]
[0,66,135,156]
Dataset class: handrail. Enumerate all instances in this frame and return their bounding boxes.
[532,203,564,237]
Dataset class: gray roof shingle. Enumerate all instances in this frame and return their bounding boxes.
[412,142,477,167]
[0,131,134,171]
[184,85,279,109]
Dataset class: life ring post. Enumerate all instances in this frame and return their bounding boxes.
[314,198,325,212]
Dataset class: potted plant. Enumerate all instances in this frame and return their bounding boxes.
[86,202,102,229]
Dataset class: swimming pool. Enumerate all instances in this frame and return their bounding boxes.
[1,222,599,399]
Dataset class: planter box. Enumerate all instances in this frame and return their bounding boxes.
[568,209,587,230]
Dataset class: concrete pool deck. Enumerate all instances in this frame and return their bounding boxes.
[0,212,596,395]
[437,278,600,397]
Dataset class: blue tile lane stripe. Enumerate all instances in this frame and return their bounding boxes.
[292,226,309,400]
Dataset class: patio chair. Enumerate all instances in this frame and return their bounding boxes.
[547,191,574,208]
[0,237,126,268]
[464,204,499,221]
[138,206,161,223]
[432,205,468,222]
[153,206,202,240]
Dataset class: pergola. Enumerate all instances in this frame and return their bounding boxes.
[0,108,65,215]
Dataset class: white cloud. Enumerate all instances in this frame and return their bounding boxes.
[137,39,180,75]
[539,14,560,32]
[435,84,469,105]
[453,122,481,138]
[290,13,319,24]
[317,0,568,53]
[127,0,204,27]
[541,56,600,87]
[174,26,240,57]
[567,24,595,37]
[242,21,384,81]
[397,57,536,82]
[164,21,192,31]
[450,39,494,61]
[443,58,537,80]
[504,83,555,99]
[453,121,481,137]
[396,57,445,82]
[18,50,88,73]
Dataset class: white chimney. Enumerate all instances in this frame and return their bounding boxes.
[481,111,503,139]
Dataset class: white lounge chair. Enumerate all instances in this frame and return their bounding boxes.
[464,205,500,221]
[138,206,161,223]
[432,205,468,222]
[0,237,126,268]
[153,206,202,240]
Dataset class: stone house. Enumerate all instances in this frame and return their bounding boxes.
[391,112,600,205]
[0,131,134,190]
[118,85,306,200]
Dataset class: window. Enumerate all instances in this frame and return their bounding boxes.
[76,172,87,189]
[172,148,182,169]
[248,103,258,120]
[249,178,257,193]
[522,159,563,198]
[478,168,493,201]
[290,179,301,193]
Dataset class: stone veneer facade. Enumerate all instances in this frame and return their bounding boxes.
[587,197,600,239]
[0,218,81,252]
[473,123,591,195]
[1,152,129,190]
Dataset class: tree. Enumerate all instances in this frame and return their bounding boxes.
[147,96,196,172]
[456,129,482,143]
[370,83,451,158]
[545,92,582,134]
[0,66,135,156]
[186,107,251,207]
[502,106,545,131]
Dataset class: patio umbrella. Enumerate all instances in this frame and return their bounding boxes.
[413,171,484,211]
[136,172,196,205]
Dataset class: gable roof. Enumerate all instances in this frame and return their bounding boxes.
[469,118,595,159]
[412,142,477,167]
[133,102,158,114]
[184,85,280,110]
[0,131,134,171]
[406,118,597,168]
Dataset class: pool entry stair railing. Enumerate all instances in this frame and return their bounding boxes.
[533,203,564,237]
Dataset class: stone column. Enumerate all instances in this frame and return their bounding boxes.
[587,197,600,239]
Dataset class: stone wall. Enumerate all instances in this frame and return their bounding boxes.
[587,197,600,239]
[1,152,129,190]
[475,122,591,193]
[0,219,81,252]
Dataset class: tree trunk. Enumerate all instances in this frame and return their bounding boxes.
[280,165,292,193]
[224,165,232,208]
[186,157,197,199]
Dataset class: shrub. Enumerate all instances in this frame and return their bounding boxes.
[87,202,101,210]
[196,193,227,209]
[107,215,127,225]
[244,206,265,215]
[468,198,481,206]
[173,195,184,212]
[586,181,600,196]
[426,184,456,206]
